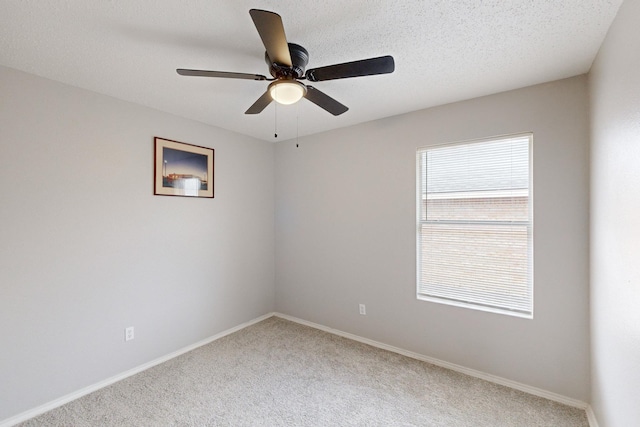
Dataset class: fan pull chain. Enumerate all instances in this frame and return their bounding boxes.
[274,86,278,138]
[296,102,299,148]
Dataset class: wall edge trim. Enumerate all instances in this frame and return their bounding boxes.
[274,312,589,410]
[586,405,600,427]
[0,312,275,427]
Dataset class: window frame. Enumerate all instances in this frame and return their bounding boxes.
[416,133,534,318]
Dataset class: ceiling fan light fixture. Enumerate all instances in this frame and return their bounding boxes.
[269,80,306,105]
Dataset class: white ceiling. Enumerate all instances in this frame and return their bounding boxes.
[0,0,623,142]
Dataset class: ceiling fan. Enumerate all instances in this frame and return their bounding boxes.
[177,9,395,116]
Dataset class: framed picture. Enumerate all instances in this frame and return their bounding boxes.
[154,137,214,198]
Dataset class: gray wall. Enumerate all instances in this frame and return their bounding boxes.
[0,65,275,420]
[1,50,601,420]
[275,76,591,401]
[589,0,640,424]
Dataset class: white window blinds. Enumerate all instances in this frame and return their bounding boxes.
[417,134,533,317]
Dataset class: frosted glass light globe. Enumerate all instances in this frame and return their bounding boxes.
[269,80,306,105]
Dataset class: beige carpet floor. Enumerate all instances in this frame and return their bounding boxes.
[19,316,588,426]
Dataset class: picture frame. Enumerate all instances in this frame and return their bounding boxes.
[154,137,214,198]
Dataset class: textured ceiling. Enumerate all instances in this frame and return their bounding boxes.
[0,0,623,142]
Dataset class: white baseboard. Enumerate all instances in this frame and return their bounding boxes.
[0,312,275,427]
[3,312,591,426]
[274,312,589,410]
[586,405,600,427]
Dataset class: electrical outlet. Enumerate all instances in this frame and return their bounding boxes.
[125,326,134,341]
[359,304,366,315]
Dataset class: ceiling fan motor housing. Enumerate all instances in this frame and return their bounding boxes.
[266,43,309,79]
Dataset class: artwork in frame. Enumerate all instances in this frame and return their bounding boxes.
[154,137,214,198]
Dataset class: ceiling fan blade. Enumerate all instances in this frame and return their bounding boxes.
[304,86,348,116]
[245,90,273,114]
[249,9,292,67]
[305,55,395,82]
[177,69,267,80]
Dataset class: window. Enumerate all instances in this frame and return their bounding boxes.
[416,134,533,318]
